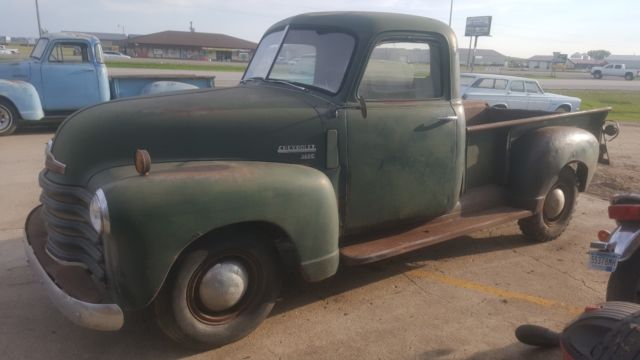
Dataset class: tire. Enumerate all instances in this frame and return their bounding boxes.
[593,71,602,79]
[154,231,282,349]
[0,99,19,136]
[554,105,570,113]
[624,72,634,81]
[606,250,640,303]
[518,167,578,242]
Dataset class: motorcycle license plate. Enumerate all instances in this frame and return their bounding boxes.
[589,251,619,272]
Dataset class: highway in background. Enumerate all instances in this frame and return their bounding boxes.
[109,68,640,90]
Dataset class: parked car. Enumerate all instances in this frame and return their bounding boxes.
[0,32,215,135]
[102,50,131,59]
[591,63,639,80]
[0,45,19,55]
[25,12,612,349]
[461,73,581,112]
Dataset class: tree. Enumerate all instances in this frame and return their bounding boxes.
[587,50,611,60]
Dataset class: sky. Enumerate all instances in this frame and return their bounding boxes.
[0,0,638,59]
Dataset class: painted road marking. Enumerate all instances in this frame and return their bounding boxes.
[407,269,584,315]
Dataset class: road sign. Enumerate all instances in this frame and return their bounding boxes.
[465,16,492,37]
[553,52,568,64]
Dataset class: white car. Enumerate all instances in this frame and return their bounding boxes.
[461,73,581,112]
[103,51,131,59]
[0,45,19,55]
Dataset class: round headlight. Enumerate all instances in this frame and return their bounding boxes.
[89,189,109,234]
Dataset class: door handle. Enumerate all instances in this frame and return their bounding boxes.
[415,116,457,132]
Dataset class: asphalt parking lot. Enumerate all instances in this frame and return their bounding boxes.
[0,129,624,359]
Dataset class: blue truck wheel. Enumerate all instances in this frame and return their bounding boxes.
[0,99,18,136]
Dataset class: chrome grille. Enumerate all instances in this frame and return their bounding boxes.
[39,171,106,280]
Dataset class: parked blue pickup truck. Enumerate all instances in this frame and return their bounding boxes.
[0,33,215,135]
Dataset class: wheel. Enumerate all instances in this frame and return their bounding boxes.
[554,105,570,113]
[518,167,578,242]
[606,251,640,303]
[593,71,602,79]
[0,99,19,136]
[154,232,282,349]
[625,73,634,81]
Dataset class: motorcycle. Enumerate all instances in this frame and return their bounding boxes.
[514,194,640,359]
[515,301,640,359]
[588,194,640,302]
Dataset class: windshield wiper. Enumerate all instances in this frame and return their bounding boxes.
[241,76,308,92]
[264,79,308,92]
[240,76,265,84]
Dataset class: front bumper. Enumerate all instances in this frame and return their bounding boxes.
[24,205,124,331]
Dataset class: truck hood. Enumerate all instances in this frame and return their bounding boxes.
[0,59,32,81]
[48,85,332,185]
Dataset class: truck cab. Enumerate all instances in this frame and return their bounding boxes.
[27,33,111,111]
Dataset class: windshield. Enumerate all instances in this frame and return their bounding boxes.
[30,39,49,59]
[243,28,356,94]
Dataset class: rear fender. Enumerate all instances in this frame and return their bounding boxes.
[0,79,44,120]
[91,161,340,310]
[610,224,640,261]
[509,126,599,212]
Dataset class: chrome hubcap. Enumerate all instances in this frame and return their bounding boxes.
[544,188,566,219]
[0,106,11,131]
[198,260,249,312]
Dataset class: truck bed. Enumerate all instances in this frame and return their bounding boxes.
[463,101,610,190]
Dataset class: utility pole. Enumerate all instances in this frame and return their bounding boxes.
[35,0,43,36]
[448,0,454,27]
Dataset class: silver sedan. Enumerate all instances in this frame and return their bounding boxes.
[461,73,581,112]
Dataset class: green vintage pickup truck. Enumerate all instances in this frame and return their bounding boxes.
[25,12,611,348]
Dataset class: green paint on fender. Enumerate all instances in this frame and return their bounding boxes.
[90,161,339,310]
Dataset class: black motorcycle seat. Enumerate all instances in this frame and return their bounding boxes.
[611,193,640,205]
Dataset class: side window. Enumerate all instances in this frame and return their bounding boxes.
[358,41,442,100]
[614,65,622,69]
[474,78,495,89]
[494,79,507,89]
[48,42,90,64]
[525,81,542,94]
[473,78,507,90]
[605,65,613,69]
[510,81,525,92]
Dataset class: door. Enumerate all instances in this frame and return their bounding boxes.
[507,80,528,109]
[345,38,460,232]
[40,41,102,111]
[525,81,548,110]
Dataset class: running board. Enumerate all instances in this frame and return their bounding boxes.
[340,207,533,265]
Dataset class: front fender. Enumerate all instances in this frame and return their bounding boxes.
[90,161,339,310]
[509,126,599,211]
[0,79,44,120]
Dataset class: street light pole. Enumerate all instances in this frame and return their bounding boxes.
[448,0,454,27]
[35,0,43,36]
